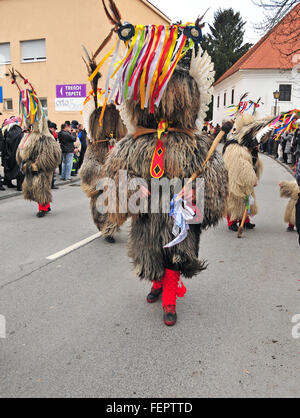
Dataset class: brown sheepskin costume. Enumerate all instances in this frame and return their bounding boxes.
[16,101,61,206]
[79,104,127,237]
[279,181,300,226]
[101,66,228,281]
[223,114,266,222]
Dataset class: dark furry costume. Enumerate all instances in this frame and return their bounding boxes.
[16,102,62,207]
[1,123,24,188]
[91,0,228,325]
[102,67,228,280]
[79,104,127,237]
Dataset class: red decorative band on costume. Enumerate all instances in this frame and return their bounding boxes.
[150,139,165,179]
[38,203,50,212]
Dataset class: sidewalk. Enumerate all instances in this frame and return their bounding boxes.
[0,176,80,201]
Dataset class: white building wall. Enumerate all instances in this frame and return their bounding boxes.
[212,69,300,125]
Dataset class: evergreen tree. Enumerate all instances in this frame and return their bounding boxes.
[202,8,253,82]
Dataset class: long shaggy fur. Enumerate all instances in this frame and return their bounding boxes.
[223,143,260,221]
[280,181,300,224]
[126,67,200,131]
[16,132,61,205]
[103,131,227,280]
[101,67,228,281]
[79,104,127,234]
[223,112,268,221]
[230,113,274,148]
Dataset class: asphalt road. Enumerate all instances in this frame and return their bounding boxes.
[0,154,299,398]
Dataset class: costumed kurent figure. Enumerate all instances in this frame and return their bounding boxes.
[79,47,127,243]
[262,111,300,234]
[9,69,62,218]
[222,97,273,234]
[279,181,300,232]
[93,1,228,326]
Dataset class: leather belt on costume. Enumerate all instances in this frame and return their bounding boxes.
[133,121,196,179]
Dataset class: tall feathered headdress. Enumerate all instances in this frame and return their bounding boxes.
[88,0,213,127]
[8,68,48,135]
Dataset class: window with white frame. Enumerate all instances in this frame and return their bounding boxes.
[223,92,227,107]
[0,43,11,64]
[231,89,235,105]
[4,99,13,111]
[40,98,48,117]
[217,95,220,108]
[20,39,46,63]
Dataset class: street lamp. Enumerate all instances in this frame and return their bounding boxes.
[273,90,280,116]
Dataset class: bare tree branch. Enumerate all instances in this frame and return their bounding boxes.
[252,0,300,58]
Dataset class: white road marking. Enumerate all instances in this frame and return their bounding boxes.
[46,232,102,261]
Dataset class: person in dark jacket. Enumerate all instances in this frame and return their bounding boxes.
[48,121,60,189]
[0,127,5,190]
[58,124,76,181]
[77,124,87,170]
[292,128,300,165]
[1,118,25,191]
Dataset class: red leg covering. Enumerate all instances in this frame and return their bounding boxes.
[152,280,163,290]
[161,269,186,308]
[245,216,250,224]
[289,223,295,228]
[38,203,50,212]
[227,216,238,227]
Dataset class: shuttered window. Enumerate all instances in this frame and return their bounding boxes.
[4,99,13,110]
[279,84,292,102]
[0,43,11,64]
[40,98,48,117]
[20,39,46,62]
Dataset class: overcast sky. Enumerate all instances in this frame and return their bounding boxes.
[149,0,267,44]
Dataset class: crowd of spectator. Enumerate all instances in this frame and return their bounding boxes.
[48,119,87,184]
[260,128,300,171]
[0,117,87,192]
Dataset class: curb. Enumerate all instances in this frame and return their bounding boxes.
[262,152,296,177]
[0,177,81,202]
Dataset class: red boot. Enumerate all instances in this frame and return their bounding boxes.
[161,269,186,326]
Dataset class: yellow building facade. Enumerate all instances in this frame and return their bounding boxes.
[0,0,169,127]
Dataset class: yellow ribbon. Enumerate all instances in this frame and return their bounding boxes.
[99,97,109,126]
[110,26,141,79]
[88,41,117,82]
[158,26,178,86]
